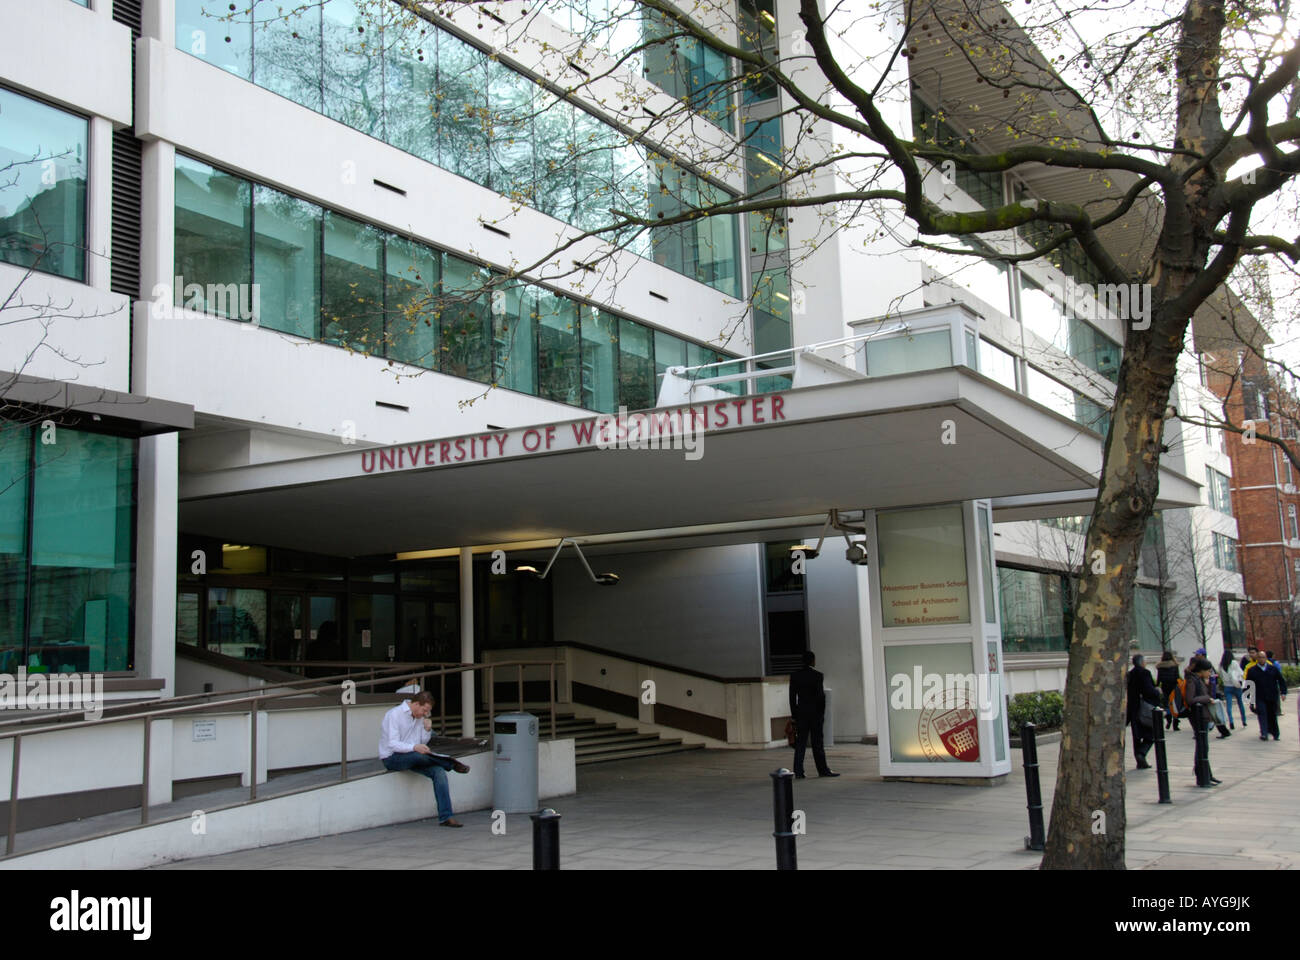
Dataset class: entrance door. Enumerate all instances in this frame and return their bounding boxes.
[307,594,343,664]
[268,593,303,666]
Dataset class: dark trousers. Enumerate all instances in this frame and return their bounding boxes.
[793,713,830,776]
[1257,699,1281,739]
[1130,721,1154,764]
[1191,713,1214,785]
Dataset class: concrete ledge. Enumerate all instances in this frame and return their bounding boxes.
[884,774,1010,787]
[1,739,576,869]
[1009,730,1061,748]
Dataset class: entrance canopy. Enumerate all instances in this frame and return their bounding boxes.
[179,366,1200,556]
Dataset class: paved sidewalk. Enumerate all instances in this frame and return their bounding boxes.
[153,720,1299,870]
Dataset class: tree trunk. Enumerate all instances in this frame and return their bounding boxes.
[1041,298,1191,869]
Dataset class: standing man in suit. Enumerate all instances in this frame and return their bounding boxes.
[789,651,838,779]
[1126,654,1163,769]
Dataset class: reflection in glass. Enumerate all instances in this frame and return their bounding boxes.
[581,307,619,414]
[253,0,323,110]
[618,319,655,411]
[494,283,537,395]
[207,588,266,660]
[537,291,581,405]
[174,156,252,319]
[439,255,492,381]
[175,0,252,79]
[385,234,439,369]
[322,211,384,351]
[0,88,88,281]
[322,0,385,138]
[254,185,320,337]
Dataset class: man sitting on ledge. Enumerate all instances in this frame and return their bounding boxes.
[380,691,470,828]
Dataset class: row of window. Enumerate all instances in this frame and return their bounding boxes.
[174,154,740,413]
[174,0,741,295]
[0,423,136,672]
[0,86,88,282]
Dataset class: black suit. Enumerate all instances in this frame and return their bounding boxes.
[1126,665,1162,765]
[789,666,831,776]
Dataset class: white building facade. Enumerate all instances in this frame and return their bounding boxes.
[0,0,1232,810]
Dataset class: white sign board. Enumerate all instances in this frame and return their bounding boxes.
[192,720,217,742]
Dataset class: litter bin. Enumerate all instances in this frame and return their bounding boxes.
[493,712,539,814]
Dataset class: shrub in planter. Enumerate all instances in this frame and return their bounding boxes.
[1281,664,1300,688]
[1008,691,1065,735]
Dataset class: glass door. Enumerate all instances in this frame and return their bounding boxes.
[268,593,303,668]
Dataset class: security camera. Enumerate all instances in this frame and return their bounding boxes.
[844,542,869,565]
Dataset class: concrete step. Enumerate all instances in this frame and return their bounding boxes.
[576,742,705,765]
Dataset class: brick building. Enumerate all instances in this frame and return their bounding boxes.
[1209,350,1300,661]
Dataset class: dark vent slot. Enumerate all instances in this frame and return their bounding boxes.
[643,106,660,118]
[375,401,409,412]
[573,260,597,273]
[373,178,406,196]
[483,9,506,24]
[112,0,142,36]
[110,129,142,300]
[482,223,511,238]
[568,61,591,77]
[648,290,668,302]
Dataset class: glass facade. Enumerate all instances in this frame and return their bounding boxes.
[178,537,552,671]
[0,86,88,282]
[911,95,1003,210]
[1020,277,1121,384]
[175,155,736,413]
[0,423,136,673]
[173,0,741,296]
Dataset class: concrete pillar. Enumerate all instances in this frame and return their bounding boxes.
[460,546,474,738]
[134,432,178,701]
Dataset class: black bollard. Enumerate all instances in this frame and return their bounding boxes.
[1193,720,1210,787]
[770,768,797,870]
[1151,708,1171,803]
[1020,722,1045,851]
[531,808,561,870]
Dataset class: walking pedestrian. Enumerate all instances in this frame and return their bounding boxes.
[1127,655,1163,769]
[1186,656,1221,787]
[1155,650,1181,731]
[1220,648,1247,730]
[1245,651,1286,741]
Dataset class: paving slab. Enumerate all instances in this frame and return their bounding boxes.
[148,730,1299,870]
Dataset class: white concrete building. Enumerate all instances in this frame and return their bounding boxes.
[0,0,1249,860]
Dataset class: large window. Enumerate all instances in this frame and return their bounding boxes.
[0,424,136,673]
[0,87,89,282]
[998,565,1068,653]
[1026,366,1111,434]
[1020,277,1121,384]
[175,155,735,412]
[1213,532,1239,572]
[174,0,741,295]
[1206,467,1233,516]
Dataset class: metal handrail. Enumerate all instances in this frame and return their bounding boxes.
[3,658,562,858]
[0,662,423,731]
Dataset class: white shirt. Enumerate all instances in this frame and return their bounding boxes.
[379,701,432,759]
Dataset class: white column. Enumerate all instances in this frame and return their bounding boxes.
[136,138,174,308]
[460,546,474,738]
[86,116,114,292]
[134,431,178,702]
